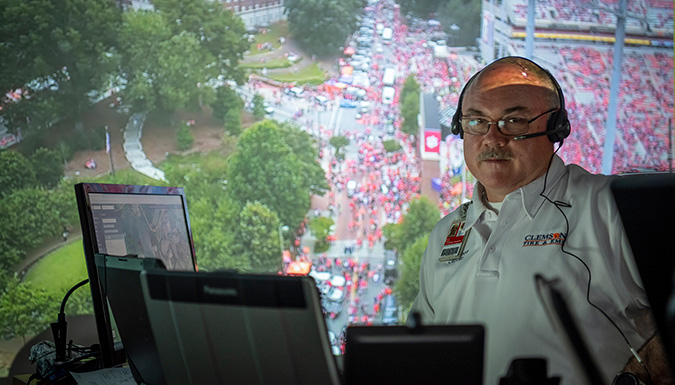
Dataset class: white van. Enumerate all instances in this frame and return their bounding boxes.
[383,67,396,87]
[314,95,329,106]
[382,27,393,42]
[382,86,395,105]
[288,87,305,98]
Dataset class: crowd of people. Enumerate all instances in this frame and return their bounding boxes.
[511,0,672,32]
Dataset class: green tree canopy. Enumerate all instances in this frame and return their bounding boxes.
[154,0,249,84]
[400,91,420,136]
[394,235,427,312]
[30,148,64,189]
[251,93,266,120]
[212,85,243,122]
[278,121,329,196]
[119,12,212,113]
[383,196,439,253]
[284,0,364,57]
[0,187,75,268]
[308,216,334,253]
[237,201,282,274]
[0,276,59,344]
[329,135,350,157]
[0,151,36,196]
[0,0,121,133]
[437,1,482,46]
[227,120,326,228]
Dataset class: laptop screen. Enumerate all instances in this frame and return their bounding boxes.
[140,270,342,385]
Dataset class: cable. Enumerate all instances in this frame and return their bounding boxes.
[540,146,653,384]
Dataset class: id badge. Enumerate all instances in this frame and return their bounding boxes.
[439,221,470,263]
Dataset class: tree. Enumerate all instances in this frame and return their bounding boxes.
[189,196,249,272]
[176,122,194,151]
[401,92,420,136]
[285,0,364,57]
[308,216,334,253]
[154,0,249,84]
[0,0,121,135]
[212,85,243,122]
[0,276,59,344]
[224,108,242,136]
[29,148,63,189]
[394,236,428,312]
[0,151,37,197]
[119,11,213,114]
[382,139,402,153]
[437,1,482,46]
[383,196,439,253]
[0,187,73,268]
[227,120,320,228]
[251,93,266,120]
[397,0,438,18]
[399,75,420,106]
[329,135,350,159]
[237,202,282,274]
[277,122,329,196]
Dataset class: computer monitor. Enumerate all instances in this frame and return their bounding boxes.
[74,182,197,368]
[344,324,485,385]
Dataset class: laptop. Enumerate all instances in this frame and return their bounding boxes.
[344,323,485,385]
[139,270,342,385]
[610,173,675,367]
[95,254,168,385]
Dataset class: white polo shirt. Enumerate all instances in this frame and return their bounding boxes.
[410,155,653,385]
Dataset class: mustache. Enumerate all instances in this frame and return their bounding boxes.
[477,148,513,161]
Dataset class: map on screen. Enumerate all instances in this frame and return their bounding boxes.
[89,193,194,271]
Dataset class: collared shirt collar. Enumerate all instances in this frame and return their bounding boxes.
[467,155,567,224]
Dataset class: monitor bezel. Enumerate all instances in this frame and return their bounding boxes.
[74,182,197,368]
[344,324,485,385]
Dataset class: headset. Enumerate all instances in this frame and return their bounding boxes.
[450,56,571,144]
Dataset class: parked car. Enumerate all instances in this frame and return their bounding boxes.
[330,275,346,289]
[288,86,305,98]
[326,286,345,302]
[383,250,398,284]
[314,95,329,106]
[340,99,358,108]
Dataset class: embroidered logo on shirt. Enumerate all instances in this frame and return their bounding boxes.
[522,232,567,247]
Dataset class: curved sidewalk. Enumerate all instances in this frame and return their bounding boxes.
[123,112,166,182]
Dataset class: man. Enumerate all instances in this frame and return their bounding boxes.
[409,57,670,385]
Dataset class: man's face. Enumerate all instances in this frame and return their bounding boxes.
[462,64,557,202]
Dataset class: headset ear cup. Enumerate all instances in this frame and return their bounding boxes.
[451,110,463,138]
[546,108,571,143]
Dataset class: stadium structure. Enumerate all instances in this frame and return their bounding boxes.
[438,0,673,188]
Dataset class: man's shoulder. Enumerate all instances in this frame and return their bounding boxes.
[564,163,614,188]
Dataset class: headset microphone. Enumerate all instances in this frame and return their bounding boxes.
[514,128,568,141]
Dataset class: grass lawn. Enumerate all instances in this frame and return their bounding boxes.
[242,57,296,70]
[23,242,88,294]
[247,21,289,53]
[267,62,327,86]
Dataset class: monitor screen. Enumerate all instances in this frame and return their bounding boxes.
[345,324,485,385]
[87,191,195,271]
[74,182,197,368]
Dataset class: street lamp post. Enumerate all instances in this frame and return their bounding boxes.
[105,125,115,177]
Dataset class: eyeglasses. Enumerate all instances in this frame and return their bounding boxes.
[460,108,558,136]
